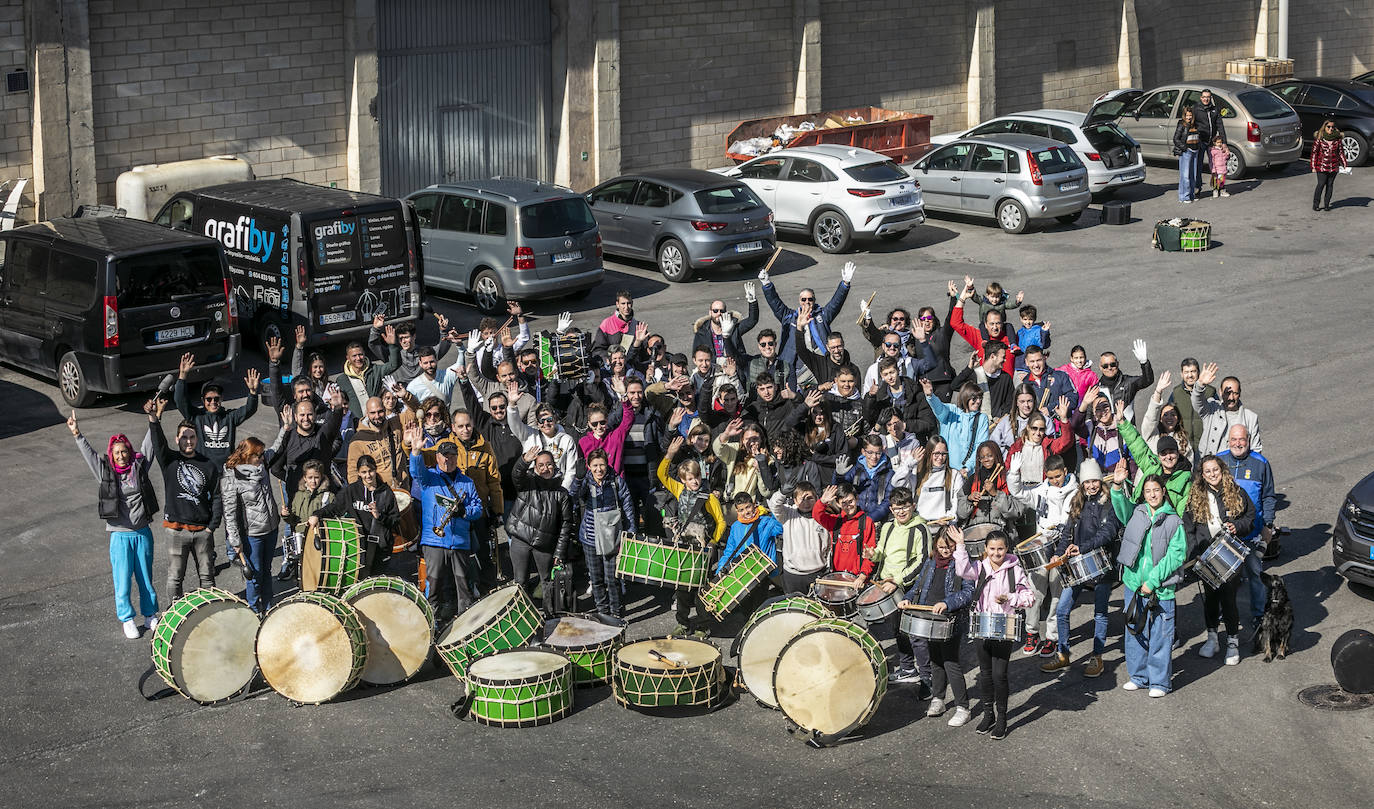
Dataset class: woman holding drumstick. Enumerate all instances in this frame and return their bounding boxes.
[899,526,976,728]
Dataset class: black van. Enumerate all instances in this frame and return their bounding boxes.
[0,217,241,406]
[153,179,423,350]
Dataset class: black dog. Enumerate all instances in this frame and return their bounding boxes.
[1253,572,1293,661]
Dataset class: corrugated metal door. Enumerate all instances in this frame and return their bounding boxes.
[377,0,552,197]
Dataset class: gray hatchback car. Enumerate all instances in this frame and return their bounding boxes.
[407,178,604,314]
[585,169,776,282]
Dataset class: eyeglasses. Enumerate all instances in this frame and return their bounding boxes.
[1101,362,1118,369]
[204,396,221,402]
[538,416,557,424]
[589,420,607,428]
[758,340,775,347]
[883,342,901,349]
[931,451,949,457]
[919,315,934,322]
[799,297,816,303]
[1027,426,1045,434]
[891,316,907,323]
[711,307,726,314]
[424,413,445,422]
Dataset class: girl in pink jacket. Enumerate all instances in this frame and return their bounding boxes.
[952,525,1033,740]
[1208,136,1231,198]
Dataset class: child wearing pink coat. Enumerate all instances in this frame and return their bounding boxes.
[1208,136,1231,198]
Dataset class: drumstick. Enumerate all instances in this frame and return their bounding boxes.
[814,577,861,589]
[648,649,684,669]
[762,245,783,275]
[901,604,938,612]
[1044,557,1066,570]
[855,290,878,325]
[931,516,957,525]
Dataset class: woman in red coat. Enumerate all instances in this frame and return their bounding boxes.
[1311,119,1348,212]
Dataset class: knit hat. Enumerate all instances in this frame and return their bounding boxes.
[1156,436,1180,455]
[1078,458,1105,481]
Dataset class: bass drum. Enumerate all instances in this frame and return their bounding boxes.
[732,596,830,708]
[773,617,887,746]
[342,576,434,685]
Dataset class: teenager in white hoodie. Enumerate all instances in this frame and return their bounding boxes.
[1018,455,1077,658]
[767,482,831,595]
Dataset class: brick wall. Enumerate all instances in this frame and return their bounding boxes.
[87,0,349,204]
[618,0,798,171]
[1289,2,1374,76]
[0,0,29,204]
[994,1,1121,115]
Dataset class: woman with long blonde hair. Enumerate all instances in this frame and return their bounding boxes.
[222,436,281,614]
[1183,454,1256,666]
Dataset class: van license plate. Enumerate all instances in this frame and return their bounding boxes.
[319,311,357,326]
[553,250,581,264]
[736,241,763,252]
[1059,182,1081,191]
[155,326,195,343]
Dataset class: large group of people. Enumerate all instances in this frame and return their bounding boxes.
[73,265,1280,739]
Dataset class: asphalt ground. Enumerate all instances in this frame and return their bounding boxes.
[3,159,1373,808]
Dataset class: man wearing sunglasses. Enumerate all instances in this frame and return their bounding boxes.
[690,290,759,366]
[1095,339,1153,425]
[747,328,791,391]
[759,260,855,374]
[173,351,261,467]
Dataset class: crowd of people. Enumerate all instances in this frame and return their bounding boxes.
[73,266,1279,741]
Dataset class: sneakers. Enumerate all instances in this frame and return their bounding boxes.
[121,620,140,639]
[1212,188,1219,198]
[1036,639,1057,658]
[888,667,920,684]
[277,562,297,582]
[1083,655,1104,678]
[947,706,972,727]
[672,624,691,637]
[1148,687,1168,698]
[1021,632,1040,655]
[975,711,995,734]
[144,614,159,632]
[990,717,1008,740]
[1122,680,1142,691]
[1225,636,1240,666]
[1040,652,1071,673]
[926,697,946,717]
[1182,198,1193,204]
[1219,189,1230,198]
[1199,629,1220,658]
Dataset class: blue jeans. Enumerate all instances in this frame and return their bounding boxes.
[1123,588,1176,691]
[1057,577,1112,655]
[243,533,277,614]
[110,527,159,622]
[1178,150,1200,201]
[1242,550,1266,625]
[586,548,620,618]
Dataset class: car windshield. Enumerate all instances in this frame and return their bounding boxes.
[1082,123,1136,150]
[116,247,224,308]
[1032,146,1081,174]
[842,160,908,183]
[694,185,764,214]
[1238,89,1293,120]
[520,197,596,238]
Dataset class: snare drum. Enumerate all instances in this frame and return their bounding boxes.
[434,584,542,680]
[699,546,776,621]
[615,533,708,590]
[466,650,574,728]
[1015,533,1057,571]
[899,608,956,641]
[968,610,1024,642]
[961,523,1001,559]
[150,588,260,704]
[810,571,861,620]
[301,518,365,593]
[538,332,591,382]
[856,584,899,624]
[256,592,368,704]
[390,488,419,554]
[1196,533,1251,589]
[614,636,725,709]
[732,596,830,708]
[1060,547,1114,588]
[773,618,887,745]
[342,576,434,685]
[540,614,625,687]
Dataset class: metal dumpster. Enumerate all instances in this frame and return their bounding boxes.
[725,106,934,164]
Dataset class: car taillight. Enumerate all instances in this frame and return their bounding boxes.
[1085,152,1101,161]
[1247,122,1261,143]
[846,188,884,197]
[690,221,727,231]
[1027,151,1043,185]
[912,180,920,189]
[297,246,308,303]
[103,296,119,348]
[594,233,603,259]
[514,246,535,270]
[223,279,237,331]
[766,212,775,225]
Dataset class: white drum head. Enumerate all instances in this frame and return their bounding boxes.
[438,586,518,646]
[543,616,622,648]
[774,629,879,736]
[739,611,819,707]
[175,603,259,703]
[469,650,567,680]
[963,523,1000,542]
[391,488,412,509]
[349,590,432,684]
[618,637,718,669]
[257,602,359,704]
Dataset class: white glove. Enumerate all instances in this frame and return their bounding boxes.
[557,311,573,333]
[744,282,756,303]
[467,331,481,353]
[1132,338,1148,364]
[757,267,770,286]
[720,312,736,337]
[859,297,871,322]
[381,374,397,391]
[840,261,856,284]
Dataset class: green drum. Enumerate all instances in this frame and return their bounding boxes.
[732,596,830,708]
[540,614,625,687]
[466,649,574,728]
[256,591,368,704]
[302,517,365,593]
[435,584,542,680]
[342,576,435,685]
[1180,221,1211,251]
[699,546,777,621]
[773,617,888,746]
[614,636,724,709]
[150,587,260,704]
[615,533,708,590]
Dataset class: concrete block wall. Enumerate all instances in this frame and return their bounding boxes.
[1135,0,1261,88]
[995,1,1121,115]
[0,0,30,200]
[1289,3,1374,76]
[87,0,350,204]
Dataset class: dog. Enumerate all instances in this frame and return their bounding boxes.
[1252,572,1293,661]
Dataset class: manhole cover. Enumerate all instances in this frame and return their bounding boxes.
[1298,684,1374,711]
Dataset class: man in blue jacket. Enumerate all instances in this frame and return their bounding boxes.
[1218,423,1275,628]
[760,260,854,381]
[406,423,484,620]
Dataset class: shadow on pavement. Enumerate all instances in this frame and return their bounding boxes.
[0,376,63,439]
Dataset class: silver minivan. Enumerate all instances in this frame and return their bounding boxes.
[407,178,604,314]
[1089,79,1303,178]
[910,134,1092,233]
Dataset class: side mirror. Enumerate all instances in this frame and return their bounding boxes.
[921,165,929,174]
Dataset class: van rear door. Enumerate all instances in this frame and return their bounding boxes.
[305,202,419,333]
[114,245,235,377]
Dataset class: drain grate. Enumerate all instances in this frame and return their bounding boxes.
[1298,684,1374,711]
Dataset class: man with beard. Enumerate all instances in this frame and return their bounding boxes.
[172,352,260,466]
[760,262,854,369]
[692,289,758,364]
[949,279,1018,375]
[406,343,467,409]
[270,389,348,497]
[369,312,453,386]
[146,396,222,599]
[796,318,861,390]
[336,329,401,419]
[1191,363,1262,457]
[347,396,407,487]
[953,342,1014,421]
[747,328,790,391]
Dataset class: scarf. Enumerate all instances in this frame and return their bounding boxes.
[107,434,138,475]
[735,510,760,525]
[935,554,951,570]
[599,312,633,335]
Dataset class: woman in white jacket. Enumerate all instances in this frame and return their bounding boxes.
[508,403,580,492]
[901,437,964,523]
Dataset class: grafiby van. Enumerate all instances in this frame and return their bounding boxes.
[153,179,423,350]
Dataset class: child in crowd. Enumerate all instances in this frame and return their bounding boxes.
[660,437,726,637]
[869,488,933,688]
[970,281,1023,324]
[900,527,976,728]
[281,459,332,581]
[768,482,831,594]
[1209,135,1231,198]
[1016,304,1051,358]
[953,525,1033,740]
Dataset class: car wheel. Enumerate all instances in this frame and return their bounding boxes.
[58,351,96,408]
[256,313,287,357]
[657,238,693,282]
[1056,209,1084,226]
[471,269,506,314]
[877,231,907,242]
[812,210,853,253]
[1342,132,1368,167]
[1225,146,1248,180]
[996,199,1029,234]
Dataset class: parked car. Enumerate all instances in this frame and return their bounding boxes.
[931,110,1145,195]
[1335,470,1374,587]
[716,145,924,253]
[1269,78,1374,165]
[909,134,1091,234]
[0,215,241,406]
[406,178,603,315]
[585,169,775,282]
[1088,79,1303,178]
[1354,70,1374,87]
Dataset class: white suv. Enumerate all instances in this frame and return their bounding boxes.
[718,145,924,253]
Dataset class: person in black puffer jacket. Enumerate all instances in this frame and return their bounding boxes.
[505,449,575,610]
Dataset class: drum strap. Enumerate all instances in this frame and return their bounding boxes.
[972,563,1012,610]
[962,413,982,467]
[137,664,264,704]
